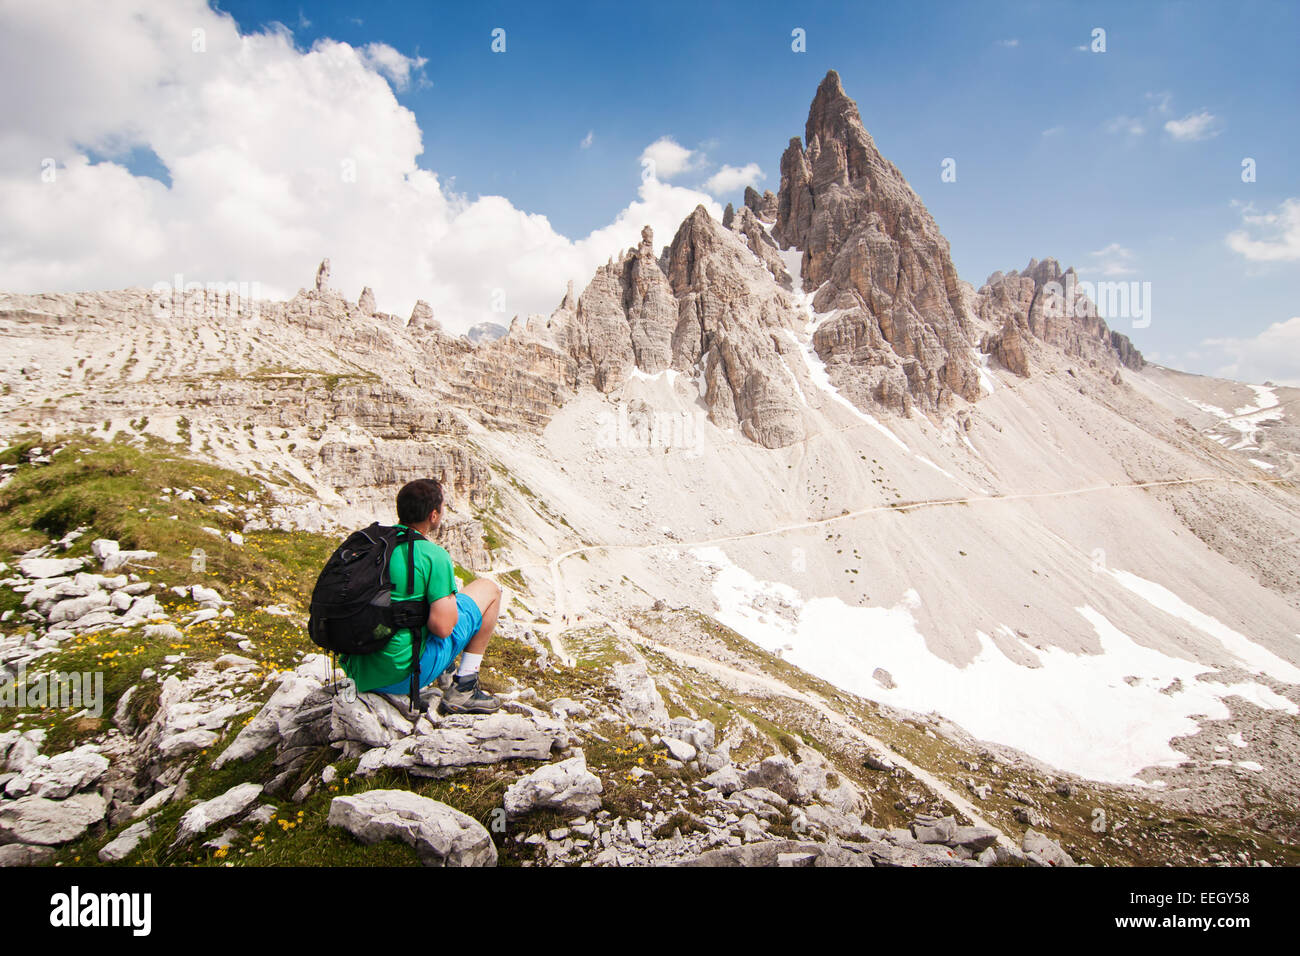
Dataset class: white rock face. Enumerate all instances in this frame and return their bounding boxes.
[611,658,668,727]
[91,539,120,563]
[212,675,320,768]
[98,815,158,863]
[355,712,567,776]
[173,782,263,844]
[0,792,107,845]
[327,789,497,867]
[17,557,85,579]
[157,729,219,759]
[3,744,109,799]
[503,752,603,818]
[661,736,697,762]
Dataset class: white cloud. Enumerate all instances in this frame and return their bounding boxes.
[702,163,764,196]
[1226,198,1300,262]
[639,136,701,180]
[1105,115,1145,136]
[996,38,1019,47]
[1041,125,1064,138]
[0,1,721,332]
[1164,110,1219,141]
[580,130,594,149]
[1083,242,1138,276]
[358,42,427,92]
[1202,316,1300,387]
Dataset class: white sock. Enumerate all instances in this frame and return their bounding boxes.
[456,652,483,679]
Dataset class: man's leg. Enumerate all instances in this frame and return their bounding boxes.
[461,577,501,655]
[440,578,503,714]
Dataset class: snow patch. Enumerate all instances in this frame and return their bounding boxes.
[1106,568,1300,684]
[691,546,1298,783]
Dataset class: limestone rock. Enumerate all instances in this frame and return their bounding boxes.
[408,299,438,330]
[0,843,56,867]
[702,765,743,795]
[4,744,109,799]
[1023,827,1077,867]
[356,712,566,775]
[776,70,982,417]
[974,259,1144,375]
[681,839,872,867]
[743,185,780,222]
[0,792,107,846]
[173,782,263,844]
[17,557,85,579]
[98,815,158,863]
[328,789,497,866]
[610,658,669,728]
[357,286,377,315]
[212,674,320,768]
[503,752,604,818]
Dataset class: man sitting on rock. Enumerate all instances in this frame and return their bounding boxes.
[340,478,503,714]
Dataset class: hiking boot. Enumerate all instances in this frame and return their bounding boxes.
[438,673,501,715]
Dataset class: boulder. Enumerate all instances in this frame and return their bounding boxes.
[98,815,158,863]
[17,557,85,579]
[666,717,715,751]
[356,713,566,775]
[661,736,696,762]
[702,765,743,795]
[173,782,263,844]
[911,814,958,845]
[0,793,107,846]
[1023,828,1077,867]
[0,843,56,867]
[4,744,108,799]
[328,789,496,866]
[212,675,320,768]
[503,752,603,818]
[610,659,668,727]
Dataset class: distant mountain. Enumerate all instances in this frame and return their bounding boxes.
[467,322,508,345]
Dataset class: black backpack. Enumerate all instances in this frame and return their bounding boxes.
[308,523,432,714]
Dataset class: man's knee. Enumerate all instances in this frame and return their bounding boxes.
[464,577,500,614]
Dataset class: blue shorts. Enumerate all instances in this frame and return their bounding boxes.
[371,591,482,694]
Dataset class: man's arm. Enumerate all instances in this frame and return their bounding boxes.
[423,543,459,638]
[427,594,458,638]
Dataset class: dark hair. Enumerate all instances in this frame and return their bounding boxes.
[396,478,444,525]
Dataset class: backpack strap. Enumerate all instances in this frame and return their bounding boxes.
[400,527,428,717]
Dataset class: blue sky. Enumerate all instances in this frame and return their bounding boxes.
[3,1,1297,381]
[216,0,1300,376]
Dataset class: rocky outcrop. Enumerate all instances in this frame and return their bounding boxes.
[744,186,779,223]
[982,316,1031,377]
[357,286,377,315]
[554,211,808,447]
[775,70,982,417]
[727,205,791,290]
[975,259,1145,374]
[503,751,603,818]
[664,207,808,446]
[407,299,437,330]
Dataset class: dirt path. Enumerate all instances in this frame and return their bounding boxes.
[490,473,1292,579]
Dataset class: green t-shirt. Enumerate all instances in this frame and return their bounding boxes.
[339,526,457,692]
